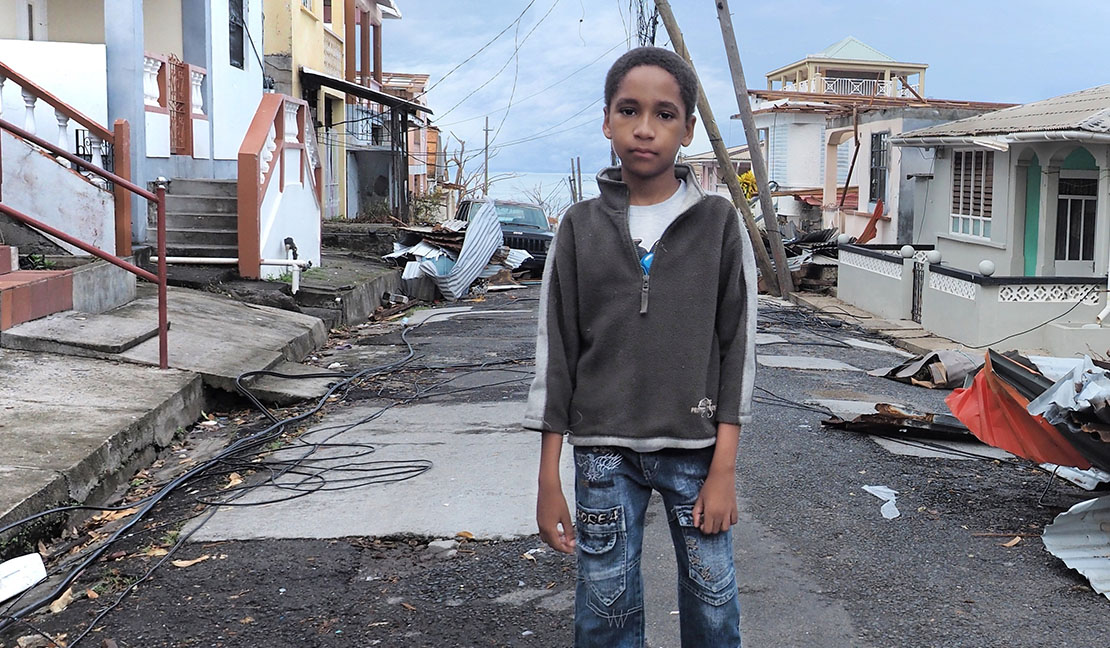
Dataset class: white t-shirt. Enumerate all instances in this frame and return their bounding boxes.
[628,179,700,251]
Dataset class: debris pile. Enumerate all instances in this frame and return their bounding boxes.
[385,201,532,300]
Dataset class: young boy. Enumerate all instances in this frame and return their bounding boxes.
[524,47,756,647]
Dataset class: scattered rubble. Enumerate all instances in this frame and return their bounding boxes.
[384,201,532,301]
[869,350,982,389]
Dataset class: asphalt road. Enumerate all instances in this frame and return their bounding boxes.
[14,289,1110,648]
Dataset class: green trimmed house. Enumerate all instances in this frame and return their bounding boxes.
[836,84,1110,355]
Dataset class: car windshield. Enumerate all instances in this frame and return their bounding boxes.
[495,204,548,229]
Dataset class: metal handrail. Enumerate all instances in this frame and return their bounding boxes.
[0,117,168,369]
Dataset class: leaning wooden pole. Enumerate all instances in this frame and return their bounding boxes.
[713,0,794,294]
[654,0,780,296]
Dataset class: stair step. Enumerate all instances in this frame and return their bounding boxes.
[0,270,73,330]
[156,212,239,230]
[168,178,238,198]
[166,194,238,214]
[0,246,16,275]
[163,243,239,259]
[165,227,238,246]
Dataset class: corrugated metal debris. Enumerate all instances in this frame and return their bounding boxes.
[1043,495,1110,601]
[385,200,532,301]
[870,350,982,389]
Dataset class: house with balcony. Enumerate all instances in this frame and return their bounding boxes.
[745,36,1006,241]
[1,0,323,302]
[680,144,755,197]
[836,84,1110,356]
[264,0,431,221]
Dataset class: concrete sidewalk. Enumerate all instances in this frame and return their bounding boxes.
[788,291,984,356]
[0,268,393,548]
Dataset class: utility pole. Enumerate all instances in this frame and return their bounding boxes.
[714,0,794,294]
[576,156,584,200]
[483,116,491,196]
[653,0,781,296]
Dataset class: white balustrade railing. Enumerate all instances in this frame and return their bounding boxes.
[283,101,300,143]
[259,124,277,183]
[189,69,205,116]
[143,56,163,108]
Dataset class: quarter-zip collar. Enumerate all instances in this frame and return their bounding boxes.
[595,163,705,219]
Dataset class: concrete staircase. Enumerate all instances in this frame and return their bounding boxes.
[0,245,73,330]
[161,179,239,259]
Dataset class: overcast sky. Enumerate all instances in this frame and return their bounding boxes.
[382,0,1110,176]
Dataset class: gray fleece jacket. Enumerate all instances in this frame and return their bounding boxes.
[523,165,757,451]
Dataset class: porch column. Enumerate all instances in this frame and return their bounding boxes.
[823,129,851,232]
[1094,151,1110,283]
[360,10,371,87]
[372,21,382,85]
[344,0,355,85]
[104,0,147,244]
[1011,159,1030,275]
[1036,165,1060,276]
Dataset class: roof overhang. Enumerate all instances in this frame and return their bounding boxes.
[892,130,1110,150]
[766,57,928,79]
[300,67,431,115]
[375,0,401,18]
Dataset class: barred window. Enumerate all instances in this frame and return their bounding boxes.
[950,150,993,238]
[229,0,245,69]
[869,131,888,204]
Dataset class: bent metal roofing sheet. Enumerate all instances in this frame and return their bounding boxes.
[899,84,1110,139]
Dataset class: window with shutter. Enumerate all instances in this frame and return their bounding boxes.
[950,150,993,238]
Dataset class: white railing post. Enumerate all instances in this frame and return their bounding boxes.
[54,108,70,166]
[21,88,37,134]
[260,123,277,183]
[190,69,205,116]
[143,56,162,108]
[284,101,299,143]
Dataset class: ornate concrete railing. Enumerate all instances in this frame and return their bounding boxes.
[0,59,132,255]
[237,94,322,279]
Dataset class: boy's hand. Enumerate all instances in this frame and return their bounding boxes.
[692,422,741,534]
[692,468,738,534]
[537,478,576,553]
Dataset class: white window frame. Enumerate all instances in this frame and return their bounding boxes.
[950,149,994,239]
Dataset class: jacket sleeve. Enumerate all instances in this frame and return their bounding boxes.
[523,217,579,432]
[714,208,757,426]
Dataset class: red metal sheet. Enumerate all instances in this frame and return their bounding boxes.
[946,354,1092,468]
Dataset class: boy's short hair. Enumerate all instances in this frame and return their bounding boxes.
[604,47,698,119]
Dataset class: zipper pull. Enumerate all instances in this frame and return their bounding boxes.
[640,275,650,314]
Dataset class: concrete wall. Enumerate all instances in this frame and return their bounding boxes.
[1,130,115,255]
[257,146,322,279]
[45,0,104,43]
[0,1,17,39]
[921,275,1107,352]
[836,252,911,320]
[0,39,108,127]
[143,0,183,58]
[209,0,263,161]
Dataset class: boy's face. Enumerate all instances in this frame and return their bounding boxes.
[603,64,696,184]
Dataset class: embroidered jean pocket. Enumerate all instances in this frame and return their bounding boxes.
[673,504,737,606]
[575,504,626,606]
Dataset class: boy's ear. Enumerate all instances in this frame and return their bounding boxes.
[681,114,696,147]
[602,106,613,140]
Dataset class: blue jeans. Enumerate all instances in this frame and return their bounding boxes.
[573,445,741,648]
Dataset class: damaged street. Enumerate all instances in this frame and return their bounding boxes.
[6,292,1110,647]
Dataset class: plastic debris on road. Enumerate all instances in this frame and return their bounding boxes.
[1043,495,1110,601]
[861,485,900,519]
[1038,463,1110,491]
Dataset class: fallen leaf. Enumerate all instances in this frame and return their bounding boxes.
[224,472,243,489]
[102,640,119,648]
[86,589,100,600]
[240,616,255,624]
[49,587,74,614]
[102,508,138,522]
[455,531,474,540]
[172,555,211,568]
[1002,536,1022,548]
[521,553,536,563]
[146,547,169,558]
[400,602,416,611]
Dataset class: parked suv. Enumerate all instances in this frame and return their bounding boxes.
[455,199,553,276]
